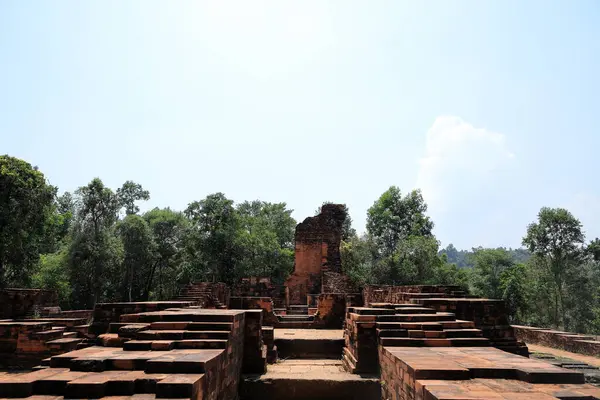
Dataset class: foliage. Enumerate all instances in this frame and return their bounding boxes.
[142,208,188,300]
[32,248,71,308]
[117,181,150,215]
[367,187,433,257]
[522,207,585,329]
[341,234,375,287]
[0,155,57,287]
[470,248,514,299]
[117,215,156,301]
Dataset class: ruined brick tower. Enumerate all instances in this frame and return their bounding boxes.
[285,204,346,305]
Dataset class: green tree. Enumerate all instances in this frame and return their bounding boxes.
[522,207,585,329]
[367,187,433,257]
[499,263,528,323]
[143,208,189,300]
[117,215,156,301]
[341,235,375,287]
[0,155,57,287]
[236,201,295,283]
[117,180,150,215]
[32,248,71,308]
[184,193,238,284]
[470,248,514,299]
[69,178,122,307]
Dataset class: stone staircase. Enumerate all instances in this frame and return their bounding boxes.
[274,305,315,328]
[177,282,227,309]
[241,328,381,399]
[343,304,497,373]
[0,318,92,369]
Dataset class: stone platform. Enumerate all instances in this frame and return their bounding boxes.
[380,347,600,399]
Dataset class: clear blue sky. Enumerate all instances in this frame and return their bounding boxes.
[1,1,599,249]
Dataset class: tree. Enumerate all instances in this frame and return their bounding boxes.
[117,215,156,301]
[184,193,238,284]
[117,181,150,215]
[143,208,189,300]
[470,248,514,299]
[32,248,71,308]
[236,201,295,283]
[0,155,57,287]
[522,207,585,329]
[367,187,433,257]
[341,234,375,287]
[70,178,122,306]
[500,263,528,323]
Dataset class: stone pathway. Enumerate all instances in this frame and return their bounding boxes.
[241,359,381,399]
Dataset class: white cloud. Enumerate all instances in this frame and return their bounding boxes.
[416,116,518,248]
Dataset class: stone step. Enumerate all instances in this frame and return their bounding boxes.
[145,349,224,373]
[379,337,490,347]
[240,359,381,400]
[443,328,483,338]
[375,313,456,322]
[376,329,409,338]
[187,322,233,331]
[276,321,314,329]
[45,338,83,353]
[440,320,476,329]
[17,318,88,327]
[376,322,444,331]
[277,315,314,322]
[287,309,309,315]
[275,338,344,359]
[109,322,149,334]
[136,330,230,341]
[393,307,437,315]
[348,307,396,315]
[32,329,65,341]
[124,339,228,351]
[121,312,237,323]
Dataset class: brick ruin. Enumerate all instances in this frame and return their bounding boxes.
[285,204,355,305]
[3,207,600,399]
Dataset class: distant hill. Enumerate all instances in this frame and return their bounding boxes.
[439,244,531,268]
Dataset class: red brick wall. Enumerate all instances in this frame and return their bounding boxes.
[513,325,600,356]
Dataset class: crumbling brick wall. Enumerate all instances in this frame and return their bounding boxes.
[233,277,286,308]
[285,204,346,305]
[0,289,58,319]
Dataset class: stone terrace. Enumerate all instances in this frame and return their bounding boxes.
[0,307,265,400]
[380,347,600,400]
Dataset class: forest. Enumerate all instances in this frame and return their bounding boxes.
[2,154,600,335]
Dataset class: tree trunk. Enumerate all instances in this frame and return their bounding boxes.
[142,260,159,301]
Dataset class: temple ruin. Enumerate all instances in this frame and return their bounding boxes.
[2,206,600,399]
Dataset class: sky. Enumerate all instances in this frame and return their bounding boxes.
[1,1,599,250]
